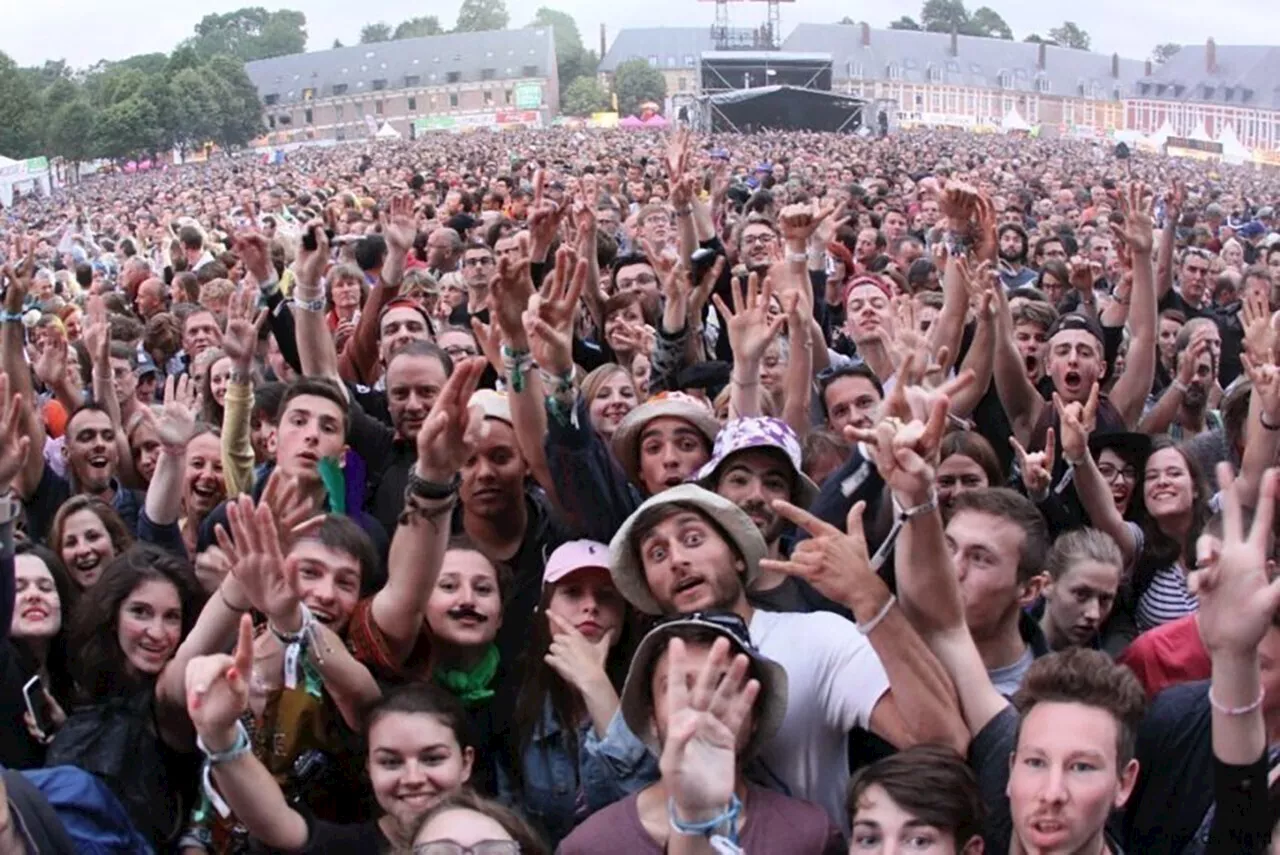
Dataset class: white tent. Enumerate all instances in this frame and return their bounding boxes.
[1000,108,1031,133]
[1189,121,1213,142]
[1217,123,1250,165]
[375,122,401,140]
[1147,119,1175,149]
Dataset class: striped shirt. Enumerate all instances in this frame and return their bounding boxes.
[1129,521,1200,632]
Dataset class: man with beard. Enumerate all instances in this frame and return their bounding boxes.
[817,364,883,436]
[694,417,844,614]
[608,484,967,831]
[840,277,897,382]
[1139,318,1221,441]
[997,224,1037,290]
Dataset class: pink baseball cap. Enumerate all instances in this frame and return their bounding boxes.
[543,540,611,585]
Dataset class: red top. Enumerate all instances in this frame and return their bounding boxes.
[1118,614,1211,698]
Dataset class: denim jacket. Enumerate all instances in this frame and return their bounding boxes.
[502,700,658,846]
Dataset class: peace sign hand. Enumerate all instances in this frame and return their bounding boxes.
[415,357,488,483]
[759,501,889,615]
[185,612,254,749]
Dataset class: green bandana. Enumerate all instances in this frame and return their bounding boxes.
[435,644,500,705]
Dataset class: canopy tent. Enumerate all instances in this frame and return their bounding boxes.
[0,155,51,207]
[375,122,402,140]
[619,115,645,128]
[642,114,668,128]
[1217,123,1250,165]
[696,86,865,134]
[1147,119,1175,149]
[1000,108,1032,133]
[1189,121,1213,142]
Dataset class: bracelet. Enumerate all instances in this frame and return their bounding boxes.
[1207,685,1264,716]
[539,366,575,397]
[216,587,250,614]
[291,294,326,314]
[0,310,23,324]
[675,207,693,217]
[406,469,461,501]
[787,251,808,264]
[892,490,938,522]
[669,794,742,844]
[1261,413,1280,432]
[501,344,533,394]
[269,603,315,690]
[730,375,759,388]
[198,720,252,819]
[399,491,459,527]
[857,594,897,636]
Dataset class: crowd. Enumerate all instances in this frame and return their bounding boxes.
[0,124,1279,853]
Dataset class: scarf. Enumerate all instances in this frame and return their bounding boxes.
[435,644,500,705]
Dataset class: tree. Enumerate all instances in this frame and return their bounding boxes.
[529,8,590,86]
[838,16,857,25]
[1023,34,1053,44]
[47,98,99,164]
[920,0,970,33]
[562,76,609,116]
[1152,43,1181,64]
[889,16,922,30]
[332,38,344,48]
[186,8,307,62]
[970,7,1012,39]
[455,0,510,32]
[1048,21,1090,50]
[203,55,264,148]
[613,58,665,117]
[360,22,392,43]
[394,16,444,39]
[0,52,42,156]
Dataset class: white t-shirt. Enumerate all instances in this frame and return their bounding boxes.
[750,608,890,832]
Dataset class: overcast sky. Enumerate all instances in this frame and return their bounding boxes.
[5,0,1280,69]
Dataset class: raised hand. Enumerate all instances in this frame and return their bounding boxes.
[256,468,324,555]
[1,238,36,314]
[1190,465,1280,656]
[777,199,837,249]
[1011,427,1056,499]
[659,637,759,823]
[415,357,488,482]
[223,286,266,370]
[1243,353,1280,425]
[31,330,69,391]
[293,221,329,290]
[488,249,537,344]
[232,232,273,284]
[664,126,693,181]
[543,611,613,693]
[523,251,587,376]
[215,495,298,623]
[847,398,949,505]
[1239,289,1276,367]
[1113,182,1154,256]
[759,500,888,614]
[185,613,254,747]
[0,374,31,490]
[1053,381,1099,464]
[156,373,199,451]
[381,193,418,256]
[1176,327,1213,389]
[712,272,786,365]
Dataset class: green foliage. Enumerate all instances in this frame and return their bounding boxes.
[889,16,922,30]
[529,8,592,87]
[455,0,510,33]
[0,52,42,156]
[561,76,609,116]
[970,7,1012,39]
[186,7,306,62]
[394,16,444,39]
[920,0,969,33]
[48,98,99,163]
[613,58,665,117]
[1153,43,1181,64]
[1024,34,1052,44]
[360,22,392,43]
[1048,21,1090,50]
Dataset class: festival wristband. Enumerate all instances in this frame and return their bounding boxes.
[197,720,252,818]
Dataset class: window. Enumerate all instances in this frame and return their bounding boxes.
[484,90,493,105]
[449,93,458,108]
[927,64,942,83]
[1035,75,1050,93]
[522,64,538,77]
[846,61,863,79]
[267,115,276,128]
[302,87,315,101]
[684,55,695,67]
[404,74,420,87]
[335,105,344,121]
[678,76,689,91]
[263,93,279,105]
[504,89,513,104]
[647,55,658,67]
[336,127,346,141]
[408,96,417,111]
[372,78,386,90]
[997,70,1011,89]
[947,60,960,73]
[304,108,313,124]
[278,114,292,126]
[885,63,901,80]
[375,99,384,115]
[667,56,677,67]
[332,83,348,96]
[481,68,496,81]
[446,71,461,83]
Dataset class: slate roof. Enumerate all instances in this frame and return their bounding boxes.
[1134,45,1280,110]
[245,28,557,106]
[597,27,717,73]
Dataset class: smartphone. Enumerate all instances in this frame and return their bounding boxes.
[23,675,54,739]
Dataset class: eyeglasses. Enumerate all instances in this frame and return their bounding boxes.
[653,611,753,649]
[443,345,479,358]
[1097,463,1137,484]
[414,842,520,855]
[464,257,495,268]
[742,233,778,247]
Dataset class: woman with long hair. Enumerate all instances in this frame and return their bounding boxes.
[937,431,1003,516]
[412,791,550,855]
[508,540,655,845]
[49,495,133,589]
[580,364,638,442]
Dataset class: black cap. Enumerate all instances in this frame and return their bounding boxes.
[446,213,479,234]
[1045,312,1105,347]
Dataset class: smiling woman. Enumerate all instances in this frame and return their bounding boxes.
[50,495,133,590]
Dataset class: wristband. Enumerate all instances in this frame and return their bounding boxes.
[669,794,742,845]
[857,594,896,636]
[406,469,461,501]
[675,207,693,217]
[891,491,938,522]
[787,251,809,264]
[539,366,575,397]
[291,294,326,314]
[1262,413,1280,432]
[501,344,534,393]
[269,603,315,690]
[1207,685,1264,716]
[0,310,23,324]
[197,720,252,818]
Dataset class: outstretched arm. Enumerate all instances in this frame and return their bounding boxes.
[1107,184,1158,428]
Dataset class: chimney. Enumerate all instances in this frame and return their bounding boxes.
[1145,59,1153,77]
[1037,41,1046,71]
[950,25,958,57]
[1206,38,1217,73]
[860,21,870,47]
[600,24,607,62]
[1111,52,1120,79]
